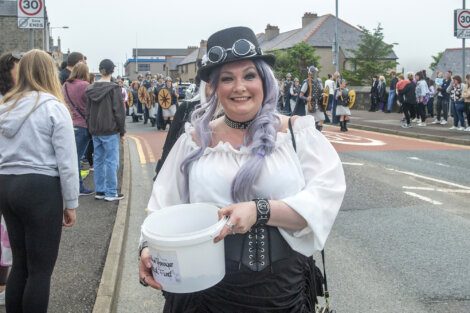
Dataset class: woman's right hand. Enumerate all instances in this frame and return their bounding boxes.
[139,248,162,290]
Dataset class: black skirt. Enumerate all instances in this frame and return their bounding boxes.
[162,252,316,313]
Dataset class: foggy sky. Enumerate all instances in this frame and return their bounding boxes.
[44,0,464,76]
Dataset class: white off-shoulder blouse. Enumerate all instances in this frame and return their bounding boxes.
[147,115,346,256]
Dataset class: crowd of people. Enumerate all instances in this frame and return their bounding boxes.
[369,69,470,131]
[0,49,127,312]
[278,70,354,132]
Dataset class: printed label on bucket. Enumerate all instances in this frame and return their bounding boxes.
[151,250,181,284]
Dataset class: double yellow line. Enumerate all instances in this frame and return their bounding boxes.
[127,135,156,164]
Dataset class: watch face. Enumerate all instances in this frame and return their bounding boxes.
[257,199,269,214]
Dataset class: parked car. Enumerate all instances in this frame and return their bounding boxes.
[178,82,192,100]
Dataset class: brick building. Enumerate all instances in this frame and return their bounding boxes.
[124,48,190,81]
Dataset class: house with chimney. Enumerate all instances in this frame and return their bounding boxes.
[258,12,398,78]
[176,40,207,83]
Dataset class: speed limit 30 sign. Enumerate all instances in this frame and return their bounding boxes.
[455,9,470,38]
[17,0,45,29]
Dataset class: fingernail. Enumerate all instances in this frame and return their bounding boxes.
[146,262,151,268]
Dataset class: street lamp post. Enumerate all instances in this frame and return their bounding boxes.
[49,26,69,48]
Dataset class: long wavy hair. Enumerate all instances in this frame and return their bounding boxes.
[1,49,65,108]
[181,59,280,202]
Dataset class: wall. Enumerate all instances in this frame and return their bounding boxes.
[177,62,198,82]
[0,16,45,54]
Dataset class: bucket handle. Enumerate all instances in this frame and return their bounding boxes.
[210,216,229,239]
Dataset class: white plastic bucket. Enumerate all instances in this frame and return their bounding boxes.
[141,203,227,293]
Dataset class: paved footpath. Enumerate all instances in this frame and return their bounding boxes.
[345,110,470,146]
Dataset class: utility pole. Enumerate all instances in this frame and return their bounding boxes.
[335,0,339,72]
[464,0,466,77]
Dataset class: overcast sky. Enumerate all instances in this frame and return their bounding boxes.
[45,0,464,76]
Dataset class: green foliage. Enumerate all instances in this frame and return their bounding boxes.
[342,24,397,86]
[430,51,444,72]
[272,42,320,80]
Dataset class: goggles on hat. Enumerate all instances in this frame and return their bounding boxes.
[207,39,260,64]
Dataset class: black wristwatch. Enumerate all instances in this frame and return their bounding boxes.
[253,198,271,226]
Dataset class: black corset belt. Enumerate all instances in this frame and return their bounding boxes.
[224,225,294,272]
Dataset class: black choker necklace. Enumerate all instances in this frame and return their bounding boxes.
[224,115,254,129]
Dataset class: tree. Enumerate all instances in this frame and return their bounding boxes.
[342,24,397,86]
[272,42,320,80]
[430,51,444,72]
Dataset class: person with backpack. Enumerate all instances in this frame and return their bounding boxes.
[139,26,345,312]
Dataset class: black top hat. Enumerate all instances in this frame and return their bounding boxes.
[198,26,275,83]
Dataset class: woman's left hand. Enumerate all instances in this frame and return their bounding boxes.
[214,202,257,243]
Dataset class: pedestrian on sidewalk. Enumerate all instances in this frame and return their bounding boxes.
[415,71,430,126]
[464,74,470,131]
[377,75,386,112]
[427,79,436,119]
[401,73,417,128]
[369,75,379,112]
[59,52,86,85]
[86,59,126,201]
[435,71,451,125]
[63,62,94,196]
[0,51,22,306]
[139,26,346,313]
[396,73,407,115]
[0,49,78,313]
[386,71,398,113]
[448,75,466,130]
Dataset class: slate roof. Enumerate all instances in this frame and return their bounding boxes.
[433,48,470,78]
[167,57,185,70]
[132,48,188,57]
[258,14,397,60]
[179,48,199,66]
[0,0,16,17]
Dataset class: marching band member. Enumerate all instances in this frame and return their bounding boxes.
[294,66,325,131]
[336,79,352,132]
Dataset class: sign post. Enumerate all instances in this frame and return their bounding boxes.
[455,3,468,76]
[17,0,45,29]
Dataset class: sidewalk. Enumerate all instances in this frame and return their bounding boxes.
[344,110,470,146]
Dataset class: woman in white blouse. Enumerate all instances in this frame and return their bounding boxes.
[139,26,346,313]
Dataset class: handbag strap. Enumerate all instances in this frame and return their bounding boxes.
[288,117,331,302]
[64,83,86,120]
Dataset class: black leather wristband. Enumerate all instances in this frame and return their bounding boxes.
[253,198,271,226]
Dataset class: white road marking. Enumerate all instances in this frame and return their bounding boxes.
[323,131,386,146]
[403,191,443,205]
[408,157,421,160]
[436,162,450,168]
[402,186,470,194]
[388,169,470,190]
[342,162,364,166]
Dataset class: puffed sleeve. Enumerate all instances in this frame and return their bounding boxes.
[280,115,345,255]
[147,132,193,212]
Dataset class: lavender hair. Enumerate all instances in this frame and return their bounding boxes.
[180,59,280,202]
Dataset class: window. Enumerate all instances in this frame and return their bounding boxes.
[138,63,150,72]
[185,65,188,73]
